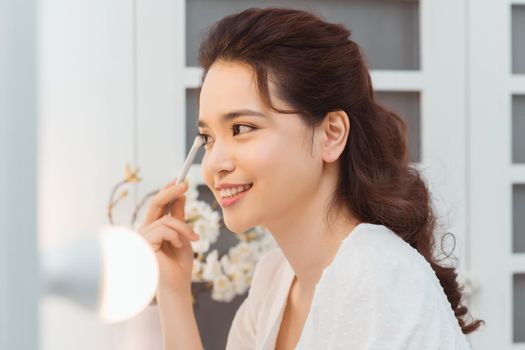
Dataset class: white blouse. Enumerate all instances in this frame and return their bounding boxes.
[226,222,472,350]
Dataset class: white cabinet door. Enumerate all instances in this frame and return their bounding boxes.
[468,0,525,349]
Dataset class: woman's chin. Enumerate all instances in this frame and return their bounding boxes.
[223,215,253,235]
[223,220,245,235]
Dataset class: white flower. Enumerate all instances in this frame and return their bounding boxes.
[193,216,220,245]
[185,201,201,220]
[202,250,223,281]
[184,175,199,201]
[192,259,204,282]
[229,266,250,295]
[211,274,236,302]
[237,260,255,275]
[220,254,234,275]
[228,241,253,264]
[185,193,221,250]
[206,249,218,263]
[190,237,210,254]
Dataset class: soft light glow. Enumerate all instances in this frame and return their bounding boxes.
[98,225,158,323]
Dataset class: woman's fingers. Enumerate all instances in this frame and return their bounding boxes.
[144,215,199,242]
[153,181,188,209]
[142,225,185,252]
[143,180,189,226]
[144,227,182,252]
[162,178,179,190]
[139,178,200,254]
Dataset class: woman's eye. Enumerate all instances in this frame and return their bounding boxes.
[198,124,255,148]
[232,124,255,135]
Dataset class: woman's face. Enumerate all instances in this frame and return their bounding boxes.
[198,60,324,234]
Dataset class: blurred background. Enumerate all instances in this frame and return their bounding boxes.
[1,0,524,349]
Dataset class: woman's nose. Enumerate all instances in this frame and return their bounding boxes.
[203,139,235,174]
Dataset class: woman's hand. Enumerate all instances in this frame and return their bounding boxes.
[137,178,200,296]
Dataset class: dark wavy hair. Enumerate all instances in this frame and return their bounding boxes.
[197,7,484,334]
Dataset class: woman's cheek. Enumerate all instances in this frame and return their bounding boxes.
[251,135,285,160]
[245,144,276,169]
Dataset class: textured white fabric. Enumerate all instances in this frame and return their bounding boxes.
[226,222,472,350]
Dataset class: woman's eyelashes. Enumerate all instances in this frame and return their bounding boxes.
[198,124,256,146]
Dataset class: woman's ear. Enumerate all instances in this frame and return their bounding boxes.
[319,110,350,163]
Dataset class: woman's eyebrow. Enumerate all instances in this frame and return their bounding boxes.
[197,109,266,128]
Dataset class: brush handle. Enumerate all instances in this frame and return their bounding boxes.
[163,135,205,216]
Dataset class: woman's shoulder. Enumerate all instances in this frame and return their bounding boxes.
[319,223,452,317]
[333,223,440,284]
[305,223,470,349]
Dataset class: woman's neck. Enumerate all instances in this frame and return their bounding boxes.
[266,201,361,291]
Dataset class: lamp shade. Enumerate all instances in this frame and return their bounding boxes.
[40,225,159,323]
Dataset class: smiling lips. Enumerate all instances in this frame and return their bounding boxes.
[218,183,253,198]
[219,184,253,207]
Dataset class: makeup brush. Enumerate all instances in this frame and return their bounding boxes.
[163,134,205,216]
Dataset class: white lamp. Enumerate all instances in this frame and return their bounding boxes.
[40,225,159,323]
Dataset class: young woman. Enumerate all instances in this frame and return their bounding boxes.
[138,7,484,350]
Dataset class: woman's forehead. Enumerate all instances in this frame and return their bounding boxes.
[199,63,271,119]
[203,61,257,91]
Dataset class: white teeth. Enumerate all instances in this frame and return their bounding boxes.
[219,184,252,198]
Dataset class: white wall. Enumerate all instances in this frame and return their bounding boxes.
[38,0,135,349]
[0,0,39,349]
[38,0,184,347]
